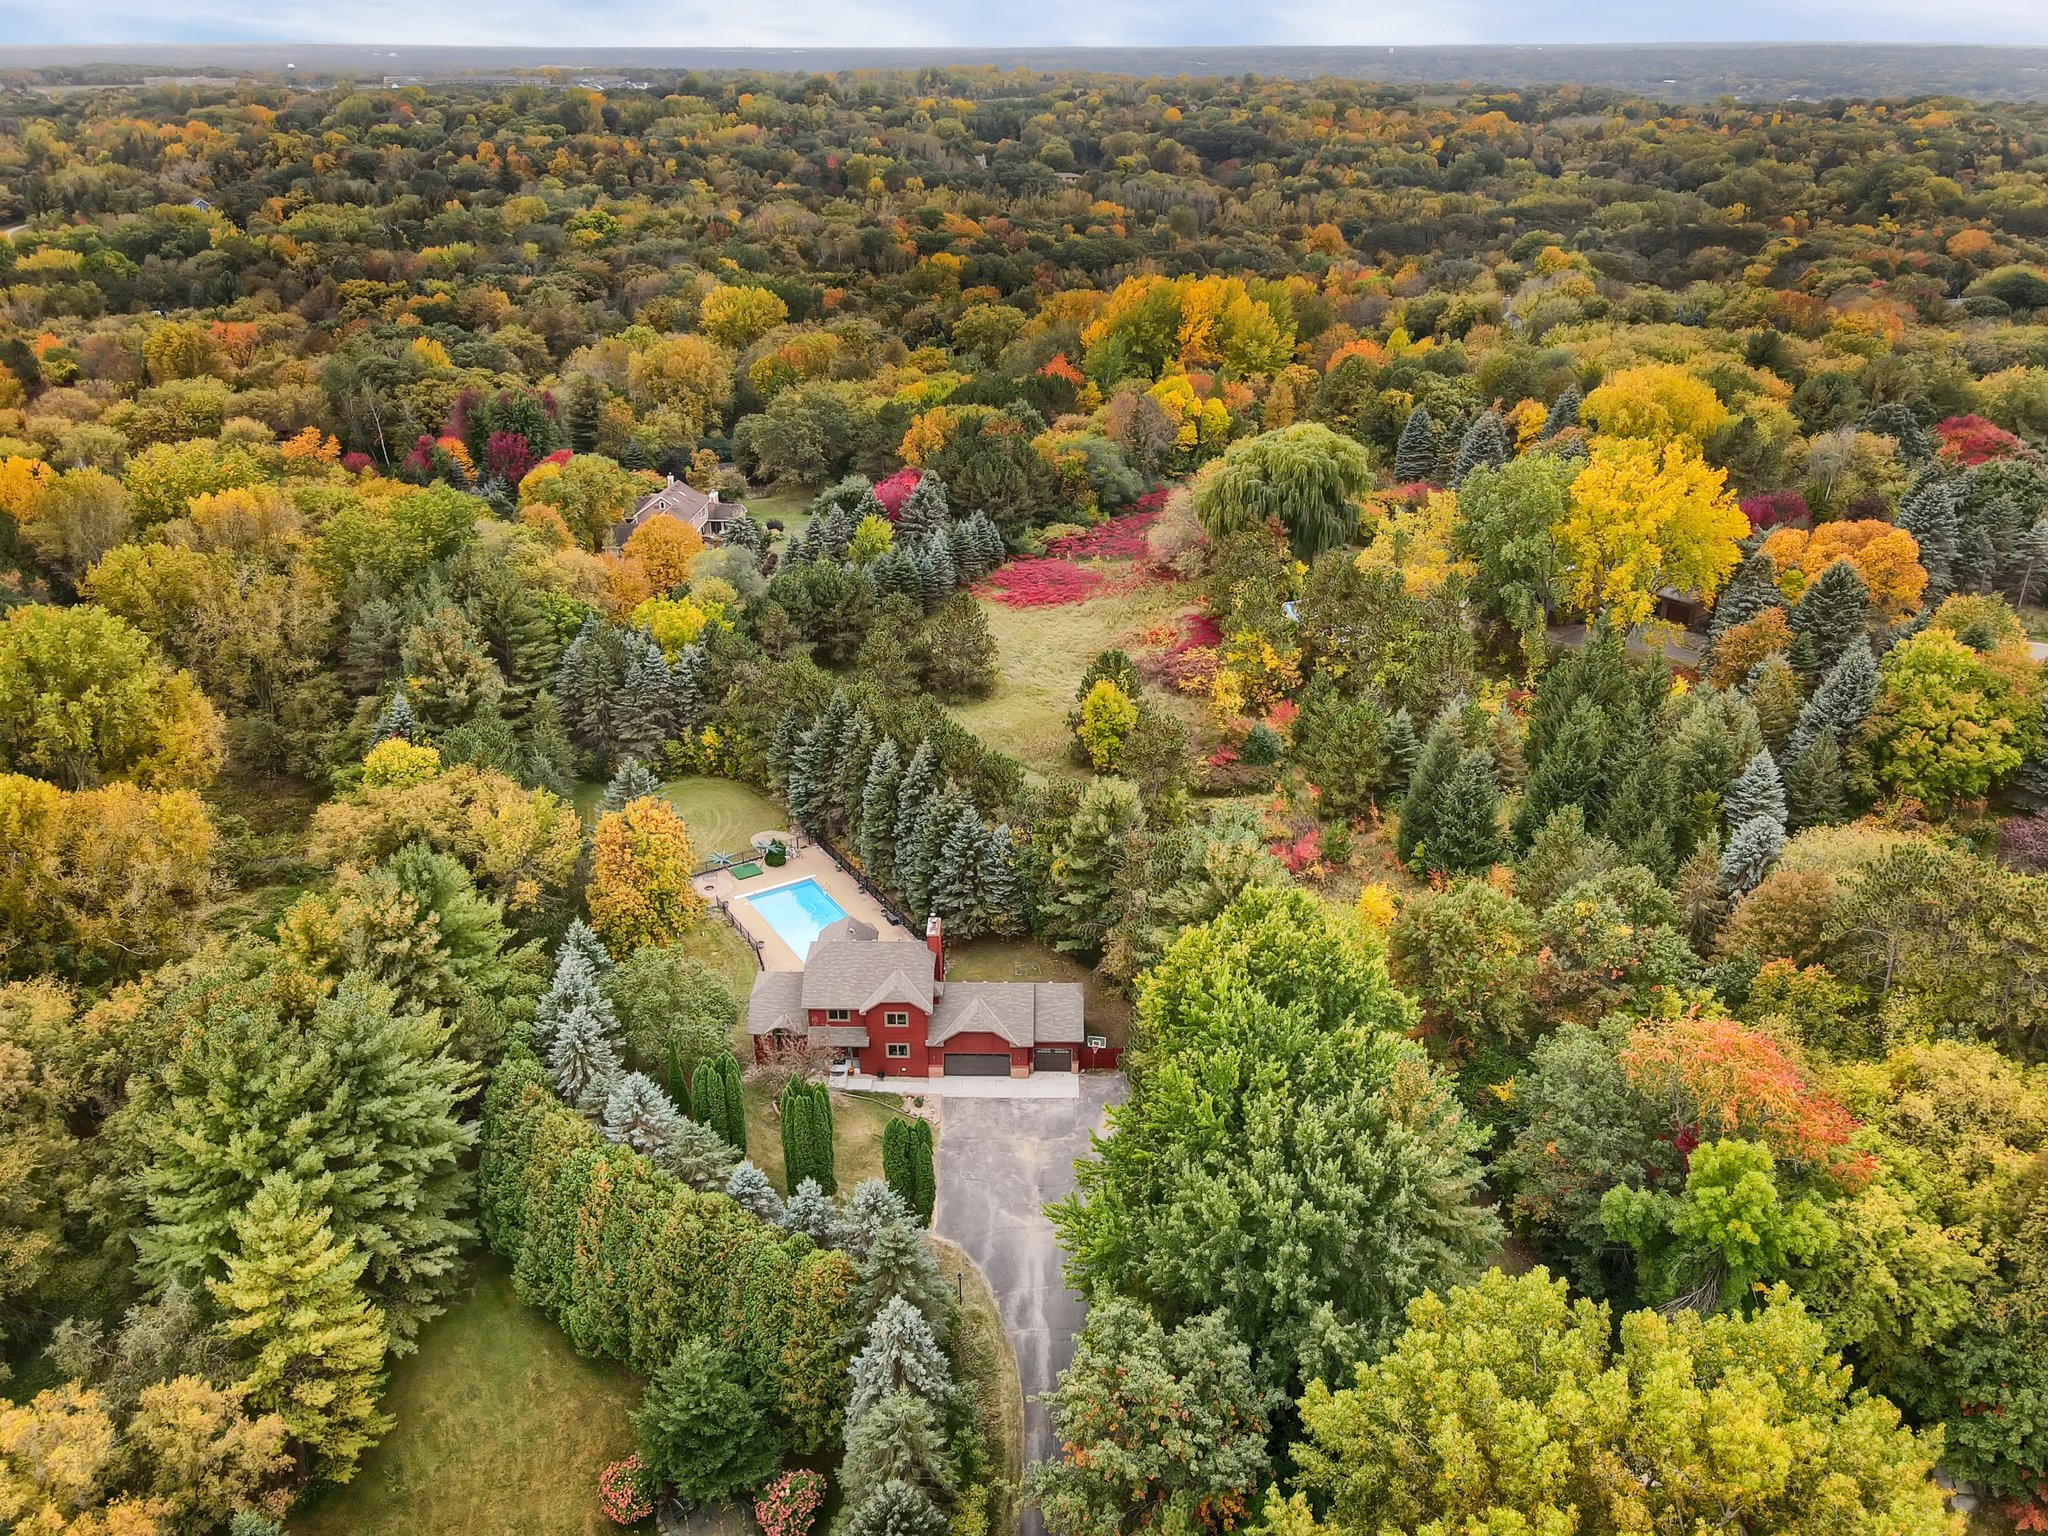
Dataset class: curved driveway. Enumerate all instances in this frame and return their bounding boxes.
[935,1076,1124,1536]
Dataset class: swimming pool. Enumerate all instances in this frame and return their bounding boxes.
[741,878,848,958]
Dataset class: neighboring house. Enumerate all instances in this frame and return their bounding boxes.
[609,476,746,549]
[748,916,1085,1079]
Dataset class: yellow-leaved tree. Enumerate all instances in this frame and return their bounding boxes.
[1553,439,1748,627]
[588,795,704,952]
[1581,362,1729,448]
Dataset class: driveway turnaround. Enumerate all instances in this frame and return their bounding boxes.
[935,1074,1124,1536]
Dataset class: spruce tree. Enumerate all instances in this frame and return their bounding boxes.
[1512,695,1609,847]
[373,686,420,743]
[725,1161,786,1225]
[850,1294,954,1420]
[1720,814,1786,895]
[602,1072,687,1160]
[1540,383,1582,439]
[668,1117,738,1191]
[534,945,611,1055]
[1452,409,1511,484]
[600,756,662,814]
[898,474,951,537]
[1045,778,1144,958]
[1382,708,1421,796]
[1708,550,1783,641]
[1897,475,1962,598]
[209,1175,391,1484]
[1395,710,1464,866]
[843,1179,915,1258]
[633,1339,779,1505]
[891,743,939,900]
[561,916,614,975]
[1722,749,1787,834]
[841,1391,957,1505]
[860,739,906,888]
[549,1001,624,1114]
[931,811,986,937]
[840,1482,948,1536]
[1790,559,1870,673]
[975,823,1022,937]
[1423,748,1507,876]
[836,712,881,842]
[782,1177,844,1248]
[1787,638,1879,760]
[1785,734,1846,831]
[1393,405,1437,483]
[856,1220,951,1333]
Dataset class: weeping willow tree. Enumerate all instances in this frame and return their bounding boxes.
[1192,423,1375,560]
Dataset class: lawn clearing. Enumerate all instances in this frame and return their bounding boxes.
[736,1053,908,1195]
[933,1237,1025,1536]
[292,1258,640,1536]
[663,776,788,863]
[947,582,1190,775]
[947,938,1133,1048]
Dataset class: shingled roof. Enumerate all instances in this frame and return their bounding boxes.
[928,981,1086,1048]
[799,934,936,1012]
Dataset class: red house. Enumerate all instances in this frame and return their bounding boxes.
[747,916,1084,1079]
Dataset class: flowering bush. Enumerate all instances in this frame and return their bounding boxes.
[755,1470,827,1536]
[598,1455,654,1524]
[1738,488,1811,532]
[979,558,1105,607]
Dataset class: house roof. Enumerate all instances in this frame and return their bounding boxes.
[801,932,936,1012]
[929,981,1086,1048]
[608,477,748,548]
[746,970,805,1036]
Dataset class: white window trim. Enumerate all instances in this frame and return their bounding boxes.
[885,1042,911,1059]
[825,1008,851,1022]
[884,1010,909,1029]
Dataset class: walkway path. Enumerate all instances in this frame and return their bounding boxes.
[934,1075,1123,1536]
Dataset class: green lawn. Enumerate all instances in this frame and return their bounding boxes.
[948,937,1133,1048]
[934,1238,1025,1536]
[662,776,789,866]
[947,582,1194,776]
[738,1065,907,1196]
[292,1259,641,1536]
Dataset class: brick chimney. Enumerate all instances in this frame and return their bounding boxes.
[925,913,944,983]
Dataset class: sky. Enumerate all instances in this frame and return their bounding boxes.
[6,0,2048,48]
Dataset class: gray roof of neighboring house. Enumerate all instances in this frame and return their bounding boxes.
[609,477,747,547]
[929,981,1086,1048]
[801,934,936,1013]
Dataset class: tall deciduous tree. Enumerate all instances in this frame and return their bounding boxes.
[1193,424,1373,560]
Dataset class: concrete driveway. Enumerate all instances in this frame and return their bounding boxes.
[935,1074,1124,1536]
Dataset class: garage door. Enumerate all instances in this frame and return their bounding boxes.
[944,1053,1010,1077]
[1033,1048,1072,1073]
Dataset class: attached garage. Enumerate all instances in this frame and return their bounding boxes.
[943,1052,1011,1077]
[1032,1047,1073,1073]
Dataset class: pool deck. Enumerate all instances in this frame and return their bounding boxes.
[694,841,914,971]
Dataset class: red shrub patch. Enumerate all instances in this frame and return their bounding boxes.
[1740,489,1811,532]
[1046,509,1160,561]
[874,467,919,515]
[1935,414,2022,466]
[979,558,1107,607]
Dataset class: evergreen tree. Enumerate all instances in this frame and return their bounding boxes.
[840,1481,948,1536]
[849,1294,955,1421]
[561,916,614,975]
[1708,550,1783,640]
[1383,708,1421,796]
[781,1177,844,1248]
[907,1120,936,1226]
[900,786,964,925]
[1786,639,1879,760]
[1747,656,1803,754]
[1452,409,1512,484]
[930,811,985,937]
[841,1390,957,1505]
[975,823,1023,937]
[725,1161,786,1225]
[898,474,951,537]
[633,1338,779,1505]
[667,1117,739,1191]
[809,1082,837,1194]
[1722,749,1787,834]
[835,712,881,841]
[856,1221,949,1333]
[1392,405,1437,483]
[1897,475,1962,598]
[1789,559,1870,673]
[781,1078,818,1189]
[548,1001,624,1114]
[534,945,612,1055]
[1395,709,1464,866]
[1045,778,1144,958]
[844,1177,916,1253]
[208,1174,390,1484]
[891,743,939,900]
[1720,813,1786,895]
[1512,695,1609,847]
[1423,747,1507,876]
[882,1120,935,1226]
[1540,383,1582,439]
[859,739,906,888]
[373,686,420,743]
[600,756,662,814]
[614,646,673,762]
[602,1072,687,1160]
[1784,734,1846,831]
[717,1054,747,1156]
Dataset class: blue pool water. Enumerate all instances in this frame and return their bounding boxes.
[744,878,848,958]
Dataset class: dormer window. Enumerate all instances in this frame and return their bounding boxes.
[885,1010,909,1029]
[825,1008,851,1022]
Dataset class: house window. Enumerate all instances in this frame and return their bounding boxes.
[886,1043,911,1059]
[884,1011,909,1029]
[825,1008,851,1022]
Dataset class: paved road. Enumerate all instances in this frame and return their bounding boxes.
[935,1075,1124,1536]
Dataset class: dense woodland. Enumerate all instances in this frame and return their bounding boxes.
[3,61,2048,1536]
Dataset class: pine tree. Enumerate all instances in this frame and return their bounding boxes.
[602,1072,687,1160]
[725,1161,786,1225]
[1423,747,1507,876]
[1708,550,1783,640]
[600,756,662,814]
[1452,409,1511,484]
[901,787,964,925]
[856,1221,949,1333]
[1786,639,1879,760]
[975,823,1022,937]
[1383,708,1421,796]
[1392,405,1436,484]
[1789,559,1870,673]
[849,1293,954,1421]
[1045,778,1144,958]
[781,1177,844,1248]
[1747,656,1803,754]
[930,811,985,938]
[1720,813,1786,895]
[1396,710,1464,866]
[841,1390,957,1505]
[633,1338,780,1505]
[836,713,881,842]
[840,1481,948,1536]
[548,1001,623,1114]
[1722,749,1787,833]
[209,1175,391,1484]
[898,474,951,537]
[373,686,420,743]
[668,1117,739,1191]
[1540,383,1582,439]
[1512,695,1610,847]
[859,739,906,888]
[1785,734,1846,831]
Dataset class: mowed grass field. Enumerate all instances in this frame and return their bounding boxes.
[947,582,1193,776]
[292,1260,640,1536]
